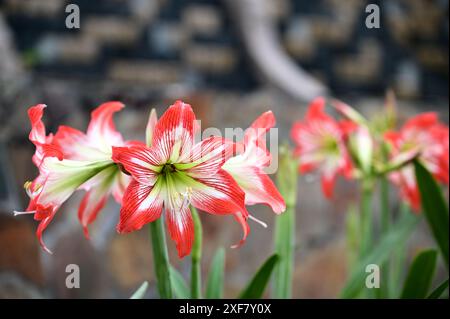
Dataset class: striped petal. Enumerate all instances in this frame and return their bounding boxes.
[87,101,125,152]
[244,111,275,149]
[112,145,161,186]
[54,125,107,161]
[111,170,131,203]
[117,179,164,233]
[146,108,158,146]
[177,137,234,177]
[179,169,248,216]
[223,111,283,213]
[78,165,121,237]
[28,104,47,145]
[225,165,285,213]
[78,190,108,238]
[231,211,250,248]
[27,104,63,167]
[165,204,193,258]
[36,210,57,254]
[151,100,196,163]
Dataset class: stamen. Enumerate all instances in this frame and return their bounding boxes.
[13,210,36,216]
[179,187,193,211]
[249,214,268,228]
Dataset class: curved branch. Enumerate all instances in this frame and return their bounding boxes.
[225,0,328,101]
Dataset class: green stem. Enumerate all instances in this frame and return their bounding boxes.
[345,204,361,274]
[273,146,297,298]
[149,217,173,299]
[380,143,391,234]
[191,207,202,299]
[380,177,390,234]
[378,143,391,298]
[377,176,390,298]
[360,179,373,258]
[359,179,374,298]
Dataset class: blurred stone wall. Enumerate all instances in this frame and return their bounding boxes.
[0,0,448,99]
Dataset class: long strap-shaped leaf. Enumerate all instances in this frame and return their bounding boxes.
[427,278,449,299]
[414,161,449,267]
[340,213,419,298]
[130,281,149,299]
[401,249,438,299]
[206,248,225,299]
[239,254,279,299]
[170,266,190,299]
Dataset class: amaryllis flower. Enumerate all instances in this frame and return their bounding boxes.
[222,111,286,222]
[385,112,449,211]
[112,101,248,258]
[291,97,353,198]
[15,102,133,252]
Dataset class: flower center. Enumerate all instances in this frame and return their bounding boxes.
[322,135,339,155]
[161,163,177,176]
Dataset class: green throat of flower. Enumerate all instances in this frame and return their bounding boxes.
[322,136,340,155]
[160,163,178,176]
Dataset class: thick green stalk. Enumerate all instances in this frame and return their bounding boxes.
[379,143,391,234]
[360,179,374,258]
[191,207,202,299]
[380,177,390,234]
[272,147,297,298]
[377,176,390,298]
[345,204,361,273]
[376,142,391,298]
[149,217,173,299]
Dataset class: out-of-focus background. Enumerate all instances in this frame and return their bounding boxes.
[0,0,448,298]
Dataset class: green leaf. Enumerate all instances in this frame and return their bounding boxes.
[401,249,438,299]
[340,213,419,298]
[206,248,225,299]
[414,160,449,266]
[239,254,279,299]
[273,147,297,298]
[388,204,410,298]
[427,278,449,299]
[170,267,190,299]
[130,281,149,299]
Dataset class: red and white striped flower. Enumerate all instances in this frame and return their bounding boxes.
[112,101,248,258]
[16,102,133,252]
[291,97,353,199]
[223,111,286,223]
[385,112,449,211]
